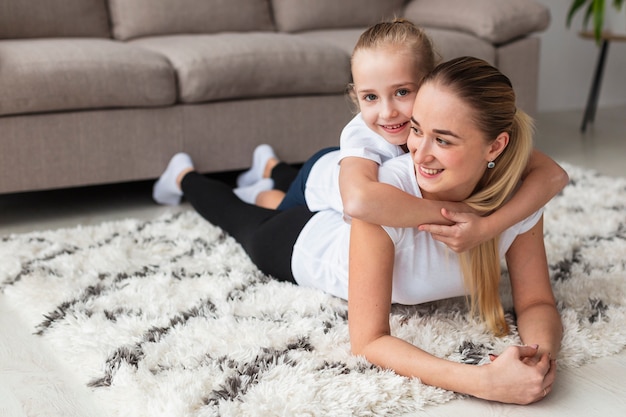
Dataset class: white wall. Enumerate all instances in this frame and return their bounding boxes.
[535,0,626,112]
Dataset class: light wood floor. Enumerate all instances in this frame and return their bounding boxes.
[1,106,625,416]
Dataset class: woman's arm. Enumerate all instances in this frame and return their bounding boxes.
[348,218,556,404]
[506,216,563,359]
[339,157,469,226]
[420,150,569,252]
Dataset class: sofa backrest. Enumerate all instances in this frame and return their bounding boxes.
[271,0,407,32]
[0,0,110,39]
[108,0,275,40]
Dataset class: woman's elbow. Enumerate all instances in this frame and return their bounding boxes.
[349,330,389,358]
[350,340,376,361]
[556,166,570,191]
[350,344,364,357]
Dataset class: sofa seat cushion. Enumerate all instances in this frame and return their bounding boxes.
[296,29,365,55]
[131,33,352,104]
[298,28,496,67]
[0,39,176,116]
[108,0,275,40]
[272,0,405,32]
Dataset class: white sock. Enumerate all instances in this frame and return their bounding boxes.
[233,178,274,204]
[153,153,194,206]
[236,144,277,187]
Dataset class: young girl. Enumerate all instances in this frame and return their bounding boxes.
[152,56,561,404]
[227,19,569,252]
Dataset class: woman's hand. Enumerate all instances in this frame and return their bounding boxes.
[418,208,495,252]
[479,345,557,404]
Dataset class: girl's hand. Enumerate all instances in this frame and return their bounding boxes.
[419,208,494,252]
[479,345,556,405]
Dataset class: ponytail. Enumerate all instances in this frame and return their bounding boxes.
[423,57,534,335]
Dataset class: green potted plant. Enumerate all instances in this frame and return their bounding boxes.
[567,0,626,43]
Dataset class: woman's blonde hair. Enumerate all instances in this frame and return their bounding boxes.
[347,18,438,109]
[422,56,534,336]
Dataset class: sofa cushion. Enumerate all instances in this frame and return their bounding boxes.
[0,39,176,116]
[0,0,110,39]
[426,28,496,64]
[108,0,275,40]
[297,29,366,55]
[131,33,351,103]
[403,0,550,44]
[272,0,406,32]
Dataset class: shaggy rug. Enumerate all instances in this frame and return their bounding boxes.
[1,163,625,417]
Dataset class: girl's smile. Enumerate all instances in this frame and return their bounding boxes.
[380,120,410,135]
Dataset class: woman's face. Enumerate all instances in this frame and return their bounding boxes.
[407,82,504,202]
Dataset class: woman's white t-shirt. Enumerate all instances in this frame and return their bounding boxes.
[292,153,544,304]
[304,113,405,212]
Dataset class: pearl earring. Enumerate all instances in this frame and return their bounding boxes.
[487,161,495,169]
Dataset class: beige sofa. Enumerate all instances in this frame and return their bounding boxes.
[0,0,550,195]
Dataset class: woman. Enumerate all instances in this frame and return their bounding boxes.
[153,56,561,404]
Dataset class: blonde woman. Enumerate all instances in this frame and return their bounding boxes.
[348,56,561,404]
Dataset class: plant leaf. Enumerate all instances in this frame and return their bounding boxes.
[582,2,592,27]
[567,0,590,27]
[593,0,605,42]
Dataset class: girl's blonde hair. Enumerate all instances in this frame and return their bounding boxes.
[422,56,534,336]
[347,18,438,108]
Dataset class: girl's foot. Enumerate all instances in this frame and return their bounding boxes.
[237,144,277,187]
[233,178,274,204]
[153,153,194,205]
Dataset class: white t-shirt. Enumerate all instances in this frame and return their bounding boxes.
[304,113,405,212]
[292,153,544,304]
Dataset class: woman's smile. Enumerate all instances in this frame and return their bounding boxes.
[418,165,444,177]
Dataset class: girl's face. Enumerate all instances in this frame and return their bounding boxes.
[408,82,507,202]
[351,47,420,146]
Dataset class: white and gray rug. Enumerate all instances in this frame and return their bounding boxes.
[1,163,625,416]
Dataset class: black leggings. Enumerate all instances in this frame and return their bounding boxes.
[181,172,314,284]
[270,162,299,193]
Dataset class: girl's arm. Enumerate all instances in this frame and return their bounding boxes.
[506,216,563,359]
[420,150,569,252]
[339,157,470,226]
[348,218,556,404]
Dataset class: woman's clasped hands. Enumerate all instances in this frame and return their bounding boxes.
[479,344,556,405]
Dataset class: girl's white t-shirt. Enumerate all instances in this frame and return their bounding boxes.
[292,153,544,304]
[304,113,405,212]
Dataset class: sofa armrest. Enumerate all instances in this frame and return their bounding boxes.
[403,0,550,45]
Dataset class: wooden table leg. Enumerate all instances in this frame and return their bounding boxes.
[581,40,610,132]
